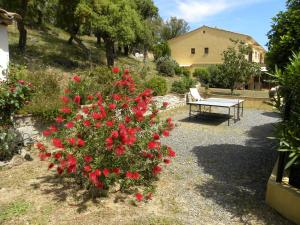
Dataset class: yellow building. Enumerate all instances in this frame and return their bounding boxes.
[168,25,266,67]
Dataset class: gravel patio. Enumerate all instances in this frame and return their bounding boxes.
[0,106,294,225]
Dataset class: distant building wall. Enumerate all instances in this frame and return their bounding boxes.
[168,26,266,67]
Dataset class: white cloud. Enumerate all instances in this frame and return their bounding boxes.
[170,0,268,23]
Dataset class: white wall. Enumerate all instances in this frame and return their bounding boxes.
[0,25,9,82]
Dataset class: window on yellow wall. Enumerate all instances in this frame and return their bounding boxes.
[191,48,195,54]
[204,47,209,54]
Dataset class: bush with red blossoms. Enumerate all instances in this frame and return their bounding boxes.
[36,68,175,201]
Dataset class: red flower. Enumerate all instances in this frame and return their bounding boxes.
[124,68,129,74]
[125,116,131,123]
[60,96,69,104]
[64,88,70,94]
[162,130,169,137]
[109,103,116,110]
[36,142,46,151]
[95,169,101,176]
[95,122,101,128]
[55,116,64,123]
[153,133,160,140]
[67,137,76,145]
[148,141,157,149]
[103,168,109,177]
[122,103,129,109]
[54,152,62,159]
[82,107,89,114]
[39,152,51,160]
[168,147,176,157]
[152,165,162,175]
[164,159,171,164]
[52,138,64,149]
[162,102,169,107]
[77,138,85,147]
[42,130,51,137]
[60,107,71,114]
[106,137,113,149]
[112,167,120,175]
[92,112,102,120]
[84,165,92,172]
[112,94,121,101]
[87,95,94,100]
[135,193,143,202]
[111,130,119,139]
[132,172,140,180]
[74,95,81,104]
[112,67,120,73]
[75,114,83,121]
[57,167,64,175]
[83,120,91,127]
[49,125,58,133]
[72,75,81,82]
[126,171,133,179]
[115,145,125,156]
[106,120,114,127]
[18,80,25,85]
[65,121,74,129]
[84,155,93,163]
[48,163,54,170]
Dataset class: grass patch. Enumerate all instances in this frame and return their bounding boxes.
[131,216,183,225]
[0,200,31,222]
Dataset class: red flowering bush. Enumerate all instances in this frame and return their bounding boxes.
[36,68,175,202]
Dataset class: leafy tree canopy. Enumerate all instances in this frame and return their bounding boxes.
[266,0,300,70]
[161,16,190,41]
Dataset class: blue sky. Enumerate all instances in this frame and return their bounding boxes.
[153,0,286,49]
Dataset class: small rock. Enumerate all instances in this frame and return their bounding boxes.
[20,148,32,161]
[10,155,25,166]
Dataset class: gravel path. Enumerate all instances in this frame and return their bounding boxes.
[159,107,293,225]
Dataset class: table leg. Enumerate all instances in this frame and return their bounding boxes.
[237,102,240,120]
[242,101,244,117]
[228,107,230,126]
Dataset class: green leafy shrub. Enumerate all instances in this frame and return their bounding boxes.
[145,77,167,96]
[36,68,176,202]
[0,126,17,161]
[152,42,171,60]
[171,76,196,94]
[156,56,178,77]
[0,80,32,125]
[276,52,300,169]
[18,70,63,121]
[193,67,210,86]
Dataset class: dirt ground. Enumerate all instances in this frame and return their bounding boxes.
[0,102,283,225]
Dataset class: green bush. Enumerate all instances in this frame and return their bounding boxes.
[0,126,17,161]
[145,76,167,96]
[171,76,196,94]
[182,68,191,77]
[193,67,210,85]
[152,42,171,60]
[156,56,178,77]
[276,52,300,169]
[0,80,32,125]
[207,65,229,88]
[17,70,63,121]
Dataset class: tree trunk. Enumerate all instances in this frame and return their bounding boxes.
[17,20,27,52]
[68,36,74,44]
[37,10,43,26]
[143,45,148,61]
[96,35,101,47]
[67,26,79,44]
[124,45,129,56]
[104,38,115,66]
[17,0,28,52]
